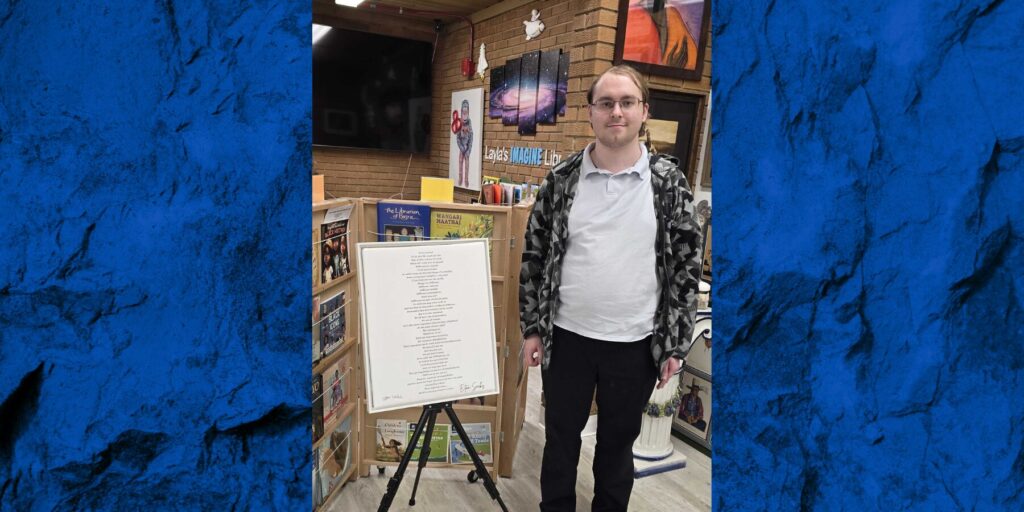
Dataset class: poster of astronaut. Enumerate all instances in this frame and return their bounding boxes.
[449,88,484,191]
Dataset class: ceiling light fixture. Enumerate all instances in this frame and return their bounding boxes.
[312,24,331,45]
[334,0,364,7]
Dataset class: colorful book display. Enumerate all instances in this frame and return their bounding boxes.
[406,423,450,463]
[375,419,409,462]
[430,211,494,241]
[319,290,346,356]
[450,422,493,464]
[322,354,350,426]
[377,202,430,241]
[320,204,353,285]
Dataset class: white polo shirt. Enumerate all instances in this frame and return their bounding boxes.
[552,143,659,341]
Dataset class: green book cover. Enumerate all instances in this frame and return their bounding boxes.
[429,211,494,241]
[406,423,450,463]
[450,422,493,464]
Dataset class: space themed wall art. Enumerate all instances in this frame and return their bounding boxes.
[501,57,521,126]
[488,67,505,118]
[490,49,570,132]
[517,51,540,135]
[536,49,560,124]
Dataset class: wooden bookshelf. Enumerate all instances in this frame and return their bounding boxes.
[312,198,532,509]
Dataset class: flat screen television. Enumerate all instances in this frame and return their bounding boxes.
[313,27,433,153]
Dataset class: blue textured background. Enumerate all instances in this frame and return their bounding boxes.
[714,0,1024,509]
[0,1,309,509]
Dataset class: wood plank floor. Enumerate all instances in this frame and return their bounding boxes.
[328,366,711,511]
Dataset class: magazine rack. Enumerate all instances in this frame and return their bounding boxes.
[312,198,364,510]
[312,198,532,510]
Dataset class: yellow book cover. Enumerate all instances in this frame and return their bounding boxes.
[420,177,454,202]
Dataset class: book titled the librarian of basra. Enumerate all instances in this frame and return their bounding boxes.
[377,202,430,241]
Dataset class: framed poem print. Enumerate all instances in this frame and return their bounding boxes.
[357,239,499,414]
[673,368,711,444]
[614,0,711,80]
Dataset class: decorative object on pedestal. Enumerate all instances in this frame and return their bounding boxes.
[634,372,683,460]
[523,9,545,40]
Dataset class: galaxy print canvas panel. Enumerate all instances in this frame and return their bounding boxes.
[501,57,521,126]
[488,67,505,118]
[556,52,569,116]
[536,49,560,124]
[517,50,541,136]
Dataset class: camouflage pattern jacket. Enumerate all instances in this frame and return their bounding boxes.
[519,149,703,370]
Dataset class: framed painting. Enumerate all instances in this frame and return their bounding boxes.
[646,89,703,183]
[673,368,711,441]
[614,0,711,80]
[449,88,484,191]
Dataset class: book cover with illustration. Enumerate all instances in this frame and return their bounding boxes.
[312,373,324,442]
[322,356,349,426]
[312,295,321,363]
[430,211,494,241]
[312,227,320,289]
[320,204,353,284]
[375,418,409,462]
[320,415,353,495]
[406,422,450,463]
[450,422,493,464]
[319,290,346,356]
[312,444,326,508]
[377,202,430,241]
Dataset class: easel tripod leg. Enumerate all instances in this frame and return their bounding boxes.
[377,405,434,512]
[443,403,509,512]
[408,405,441,506]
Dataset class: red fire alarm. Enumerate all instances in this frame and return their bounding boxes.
[461,57,473,78]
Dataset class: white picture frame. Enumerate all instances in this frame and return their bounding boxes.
[358,238,499,413]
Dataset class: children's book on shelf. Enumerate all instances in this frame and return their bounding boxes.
[322,355,350,426]
[312,295,321,363]
[406,422,450,463]
[319,290,346,356]
[312,227,320,289]
[320,204,353,285]
[375,419,409,462]
[450,422,493,464]
[430,211,494,241]
[377,202,430,241]
[312,373,324,442]
[320,415,352,495]
[312,444,326,509]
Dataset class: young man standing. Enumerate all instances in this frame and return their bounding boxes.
[520,65,703,512]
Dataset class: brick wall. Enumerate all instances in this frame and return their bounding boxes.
[314,0,712,202]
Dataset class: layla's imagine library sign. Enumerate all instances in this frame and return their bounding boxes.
[485,145,563,167]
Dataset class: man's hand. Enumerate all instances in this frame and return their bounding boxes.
[522,335,544,367]
[657,356,682,389]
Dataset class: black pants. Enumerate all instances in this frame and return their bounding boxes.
[540,325,659,512]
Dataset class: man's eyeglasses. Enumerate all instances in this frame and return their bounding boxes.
[589,98,643,113]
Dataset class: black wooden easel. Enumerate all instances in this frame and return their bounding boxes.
[377,401,509,512]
